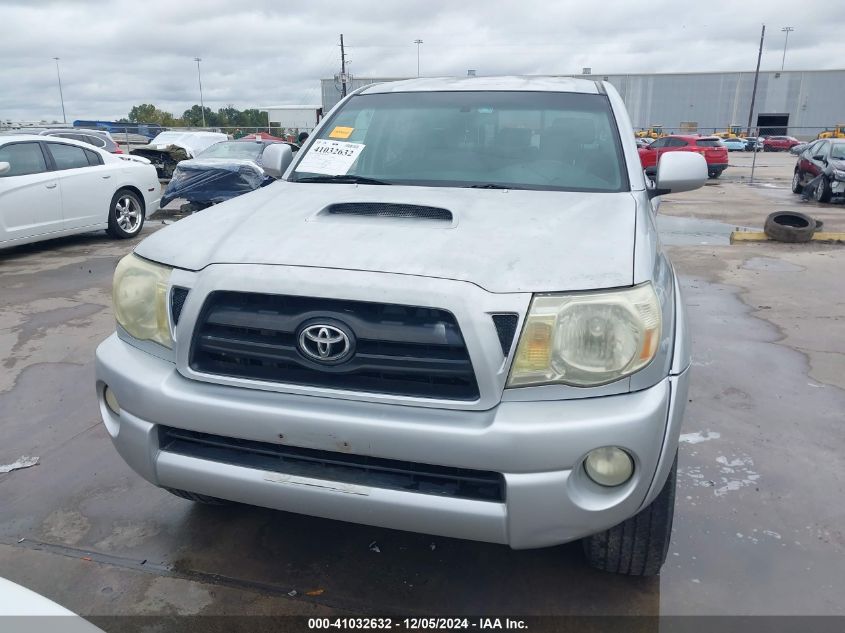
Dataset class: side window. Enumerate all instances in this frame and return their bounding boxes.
[650,138,668,149]
[814,142,829,158]
[85,135,106,148]
[83,149,103,166]
[668,138,688,147]
[46,143,91,170]
[0,142,48,177]
[804,141,820,156]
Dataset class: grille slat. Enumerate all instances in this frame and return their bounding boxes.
[190,292,479,401]
[159,426,504,502]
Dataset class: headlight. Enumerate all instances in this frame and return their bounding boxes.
[508,283,661,387]
[833,169,845,181]
[112,254,173,348]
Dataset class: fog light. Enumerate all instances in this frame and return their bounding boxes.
[104,386,121,415]
[584,447,633,487]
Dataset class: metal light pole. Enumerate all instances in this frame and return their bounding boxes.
[53,57,66,124]
[781,27,794,71]
[194,57,206,128]
[414,39,423,77]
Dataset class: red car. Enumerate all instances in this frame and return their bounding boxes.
[637,135,729,179]
[762,136,801,152]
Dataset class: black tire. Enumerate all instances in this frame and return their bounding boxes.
[763,211,817,243]
[791,171,803,194]
[582,455,677,576]
[814,177,832,203]
[106,189,145,239]
[708,169,722,179]
[165,488,230,505]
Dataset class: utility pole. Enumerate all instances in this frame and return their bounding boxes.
[194,57,206,128]
[53,57,66,124]
[746,24,765,137]
[340,34,348,97]
[414,39,423,77]
[781,26,794,71]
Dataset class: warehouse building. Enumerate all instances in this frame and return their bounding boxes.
[321,69,845,139]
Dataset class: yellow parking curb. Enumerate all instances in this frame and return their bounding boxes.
[730,231,845,244]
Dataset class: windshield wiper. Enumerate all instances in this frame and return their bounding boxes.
[292,175,392,185]
[464,183,526,190]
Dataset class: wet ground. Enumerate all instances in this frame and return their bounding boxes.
[1,152,844,623]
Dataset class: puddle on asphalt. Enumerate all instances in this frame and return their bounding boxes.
[657,215,757,246]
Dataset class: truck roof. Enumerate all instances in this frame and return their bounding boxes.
[360,75,601,95]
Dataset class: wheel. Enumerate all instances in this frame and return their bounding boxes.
[763,211,817,243]
[708,169,722,179]
[106,189,145,239]
[165,488,230,505]
[814,177,832,203]
[791,171,803,194]
[582,454,677,576]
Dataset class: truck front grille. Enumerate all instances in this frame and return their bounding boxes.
[189,291,479,400]
[159,427,505,502]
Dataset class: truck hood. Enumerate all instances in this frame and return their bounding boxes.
[136,182,637,293]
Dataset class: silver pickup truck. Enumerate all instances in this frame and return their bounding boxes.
[96,76,706,576]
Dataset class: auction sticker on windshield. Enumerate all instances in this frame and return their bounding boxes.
[297,139,365,175]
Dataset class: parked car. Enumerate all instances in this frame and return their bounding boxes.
[130,131,227,179]
[762,136,801,152]
[160,139,298,209]
[744,137,763,152]
[791,138,845,203]
[638,134,728,178]
[0,576,105,629]
[96,76,707,577]
[0,135,159,249]
[39,128,123,154]
[721,137,745,152]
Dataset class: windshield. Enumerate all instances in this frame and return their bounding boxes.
[198,141,266,160]
[291,91,627,192]
[831,144,845,160]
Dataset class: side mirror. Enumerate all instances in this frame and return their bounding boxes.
[262,144,294,179]
[813,154,825,161]
[650,151,707,198]
[0,161,10,175]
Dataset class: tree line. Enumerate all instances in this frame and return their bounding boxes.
[121,104,271,130]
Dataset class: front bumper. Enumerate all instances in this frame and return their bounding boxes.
[95,334,688,549]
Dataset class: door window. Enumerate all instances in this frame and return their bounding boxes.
[650,138,669,149]
[666,138,688,147]
[83,149,103,166]
[0,142,48,177]
[46,143,91,170]
[814,142,829,159]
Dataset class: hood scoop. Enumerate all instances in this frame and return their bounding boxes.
[323,202,454,222]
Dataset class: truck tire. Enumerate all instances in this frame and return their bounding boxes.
[582,454,676,576]
[106,189,145,239]
[763,211,816,243]
[791,171,803,194]
[165,487,230,505]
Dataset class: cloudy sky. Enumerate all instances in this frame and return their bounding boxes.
[1,0,843,123]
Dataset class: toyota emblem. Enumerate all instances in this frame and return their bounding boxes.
[297,323,354,363]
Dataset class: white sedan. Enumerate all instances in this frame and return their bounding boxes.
[0,135,160,250]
